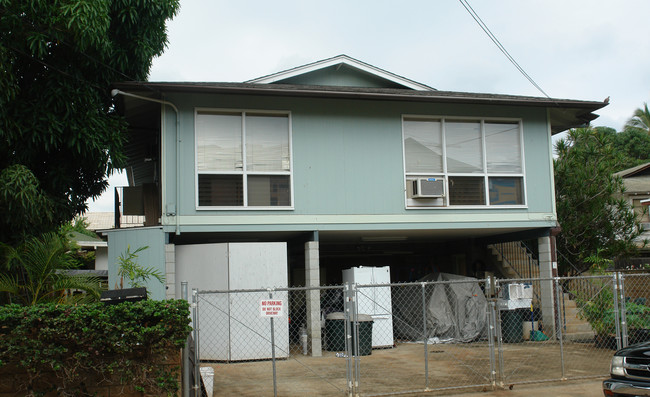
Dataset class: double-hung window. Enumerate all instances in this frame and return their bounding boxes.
[196,110,292,208]
[403,117,525,207]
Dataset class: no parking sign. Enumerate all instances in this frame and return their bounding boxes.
[260,299,284,317]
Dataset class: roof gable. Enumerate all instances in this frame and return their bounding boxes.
[614,162,650,179]
[246,55,435,91]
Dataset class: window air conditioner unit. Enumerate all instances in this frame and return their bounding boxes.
[412,178,445,198]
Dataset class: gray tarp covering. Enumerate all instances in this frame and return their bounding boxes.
[394,273,488,343]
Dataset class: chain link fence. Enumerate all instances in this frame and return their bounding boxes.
[188,273,650,396]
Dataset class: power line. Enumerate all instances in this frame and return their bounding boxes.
[458,0,551,99]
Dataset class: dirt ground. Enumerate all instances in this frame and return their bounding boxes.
[203,339,613,396]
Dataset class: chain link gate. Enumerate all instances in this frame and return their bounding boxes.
[353,279,496,396]
[186,273,649,396]
[191,286,354,396]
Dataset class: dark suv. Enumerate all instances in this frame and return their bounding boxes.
[604,341,650,396]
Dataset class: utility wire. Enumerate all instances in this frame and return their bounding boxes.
[458,0,551,99]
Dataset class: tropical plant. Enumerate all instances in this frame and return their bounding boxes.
[624,103,650,135]
[60,216,98,240]
[574,253,650,345]
[576,282,650,339]
[116,245,165,291]
[575,283,616,336]
[59,217,101,269]
[554,127,645,275]
[0,233,102,305]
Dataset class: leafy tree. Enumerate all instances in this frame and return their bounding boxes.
[60,216,99,240]
[0,0,179,245]
[624,102,650,135]
[589,124,650,168]
[554,128,644,275]
[611,128,650,166]
[592,126,618,136]
[0,232,103,305]
[59,216,101,269]
[0,164,55,244]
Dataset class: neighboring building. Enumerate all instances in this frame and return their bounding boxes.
[614,162,650,255]
[107,55,606,343]
[84,212,116,231]
[67,230,109,272]
[78,212,114,272]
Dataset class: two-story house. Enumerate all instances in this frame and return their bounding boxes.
[106,55,606,345]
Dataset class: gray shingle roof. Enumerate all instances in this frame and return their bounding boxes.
[114,81,607,134]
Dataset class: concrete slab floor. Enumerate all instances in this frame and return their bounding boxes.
[204,340,611,396]
[443,379,604,397]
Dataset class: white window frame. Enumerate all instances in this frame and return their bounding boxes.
[195,108,294,210]
[402,115,527,209]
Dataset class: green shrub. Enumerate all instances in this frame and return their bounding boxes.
[0,300,192,396]
[576,284,650,336]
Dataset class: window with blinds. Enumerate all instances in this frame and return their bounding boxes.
[196,110,292,208]
[403,117,525,207]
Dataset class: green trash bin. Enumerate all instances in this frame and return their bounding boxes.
[325,312,346,351]
[354,314,373,356]
[501,309,524,343]
[325,313,374,355]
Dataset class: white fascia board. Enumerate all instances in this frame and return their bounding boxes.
[76,240,108,248]
[174,212,556,226]
[246,55,435,91]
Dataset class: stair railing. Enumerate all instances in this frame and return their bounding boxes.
[491,241,542,307]
[492,241,539,280]
[556,250,601,301]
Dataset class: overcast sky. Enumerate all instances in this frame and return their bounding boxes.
[87,0,650,212]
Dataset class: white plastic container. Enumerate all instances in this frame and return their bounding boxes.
[200,367,214,397]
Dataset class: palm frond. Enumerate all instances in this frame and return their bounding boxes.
[1,232,101,305]
[624,102,650,135]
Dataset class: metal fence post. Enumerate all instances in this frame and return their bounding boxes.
[486,277,497,388]
[181,281,190,397]
[192,288,200,396]
[554,277,566,379]
[618,273,628,348]
[612,273,622,351]
[350,283,360,395]
[344,282,353,397]
[494,279,505,387]
[268,289,278,397]
[421,282,429,390]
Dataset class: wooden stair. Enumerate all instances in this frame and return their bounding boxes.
[561,293,595,341]
[488,242,540,280]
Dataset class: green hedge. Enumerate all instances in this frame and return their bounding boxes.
[0,300,192,396]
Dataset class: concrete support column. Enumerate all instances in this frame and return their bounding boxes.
[305,241,322,356]
[538,235,557,337]
[165,243,176,299]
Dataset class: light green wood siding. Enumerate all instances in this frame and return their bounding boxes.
[106,227,166,300]
[274,65,406,89]
[292,100,405,214]
[159,93,555,232]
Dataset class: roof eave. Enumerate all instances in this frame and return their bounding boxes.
[113,82,607,134]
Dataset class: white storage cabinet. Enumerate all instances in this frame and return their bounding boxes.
[176,242,289,361]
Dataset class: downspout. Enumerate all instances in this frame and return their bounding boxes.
[111,89,182,235]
